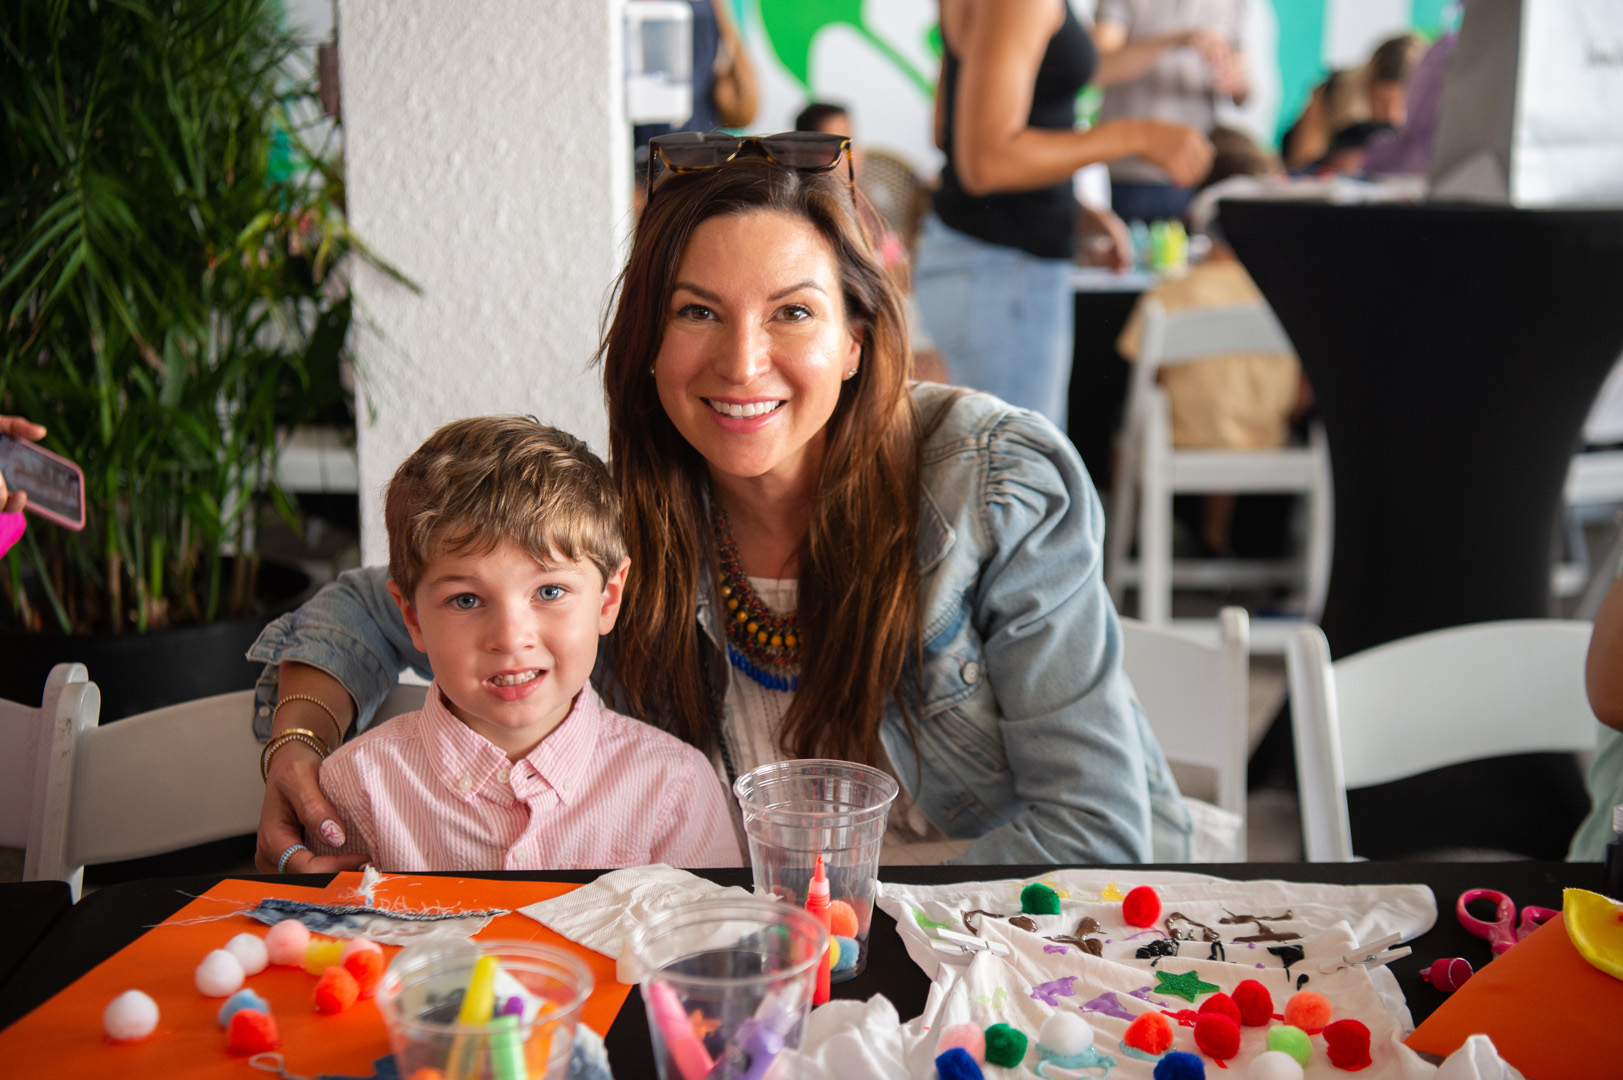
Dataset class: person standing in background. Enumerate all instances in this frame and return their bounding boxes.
[632,0,757,149]
[913,0,1210,427]
[1093,0,1249,223]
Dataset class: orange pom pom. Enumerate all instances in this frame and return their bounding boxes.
[1283,990,1332,1035]
[407,1069,446,1080]
[1122,885,1161,928]
[829,899,860,939]
[340,941,385,999]
[314,966,360,1014]
[1123,1010,1173,1054]
[227,1008,279,1053]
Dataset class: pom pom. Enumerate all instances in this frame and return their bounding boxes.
[407,1071,446,1080]
[195,949,246,997]
[1153,1050,1207,1079]
[1248,1050,1306,1080]
[1323,1019,1372,1071]
[1123,886,1162,928]
[341,939,385,998]
[103,990,159,1042]
[314,965,360,1014]
[1198,992,1242,1026]
[1283,991,1331,1035]
[1194,1013,1241,1062]
[829,899,859,939]
[304,938,345,975]
[216,988,270,1028]
[227,1008,279,1053]
[223,932,268,976]
[1232,979,1275,1026]
[831,935,860,975]
[264,920,310,966]
[1266,1025,1312,1066]
[1037,1011,1094,1057]
[1124,1011,1174,1055]
[936,1047,986,1080]
[1021,882,1062,915]
[938,1023,986,1063]
[984,1023,1028,1068]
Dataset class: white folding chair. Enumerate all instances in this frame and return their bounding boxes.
[0,663,97,897]
[1106,299,1332,652]
[1285,620,1599,862]
[1121,606,1251,860]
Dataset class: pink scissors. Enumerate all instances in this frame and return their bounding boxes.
[1456,889,1558,955]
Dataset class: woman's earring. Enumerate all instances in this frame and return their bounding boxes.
[843,367,859,380]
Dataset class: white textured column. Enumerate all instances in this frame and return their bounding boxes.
[339,0,628,563]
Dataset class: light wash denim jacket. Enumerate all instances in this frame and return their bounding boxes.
[250,383,1190,864]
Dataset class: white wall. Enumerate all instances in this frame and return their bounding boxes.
[339,0,628,563]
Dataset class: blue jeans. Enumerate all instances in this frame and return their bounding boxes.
[911,214,1074,428]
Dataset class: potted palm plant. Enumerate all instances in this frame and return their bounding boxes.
[0,0,402,717]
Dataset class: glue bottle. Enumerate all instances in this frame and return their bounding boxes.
[805,856,833,1006]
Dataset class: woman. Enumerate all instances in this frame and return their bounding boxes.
[253,138,1189,874]
[913,0,1213,426]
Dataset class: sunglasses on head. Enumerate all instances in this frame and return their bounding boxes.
[646,131,854,203]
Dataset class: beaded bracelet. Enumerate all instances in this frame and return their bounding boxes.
[260,727,331,782]
[272,693,344,746]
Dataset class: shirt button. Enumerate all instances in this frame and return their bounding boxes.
[562,779,574,793]
[961,660,981,684]
[457,776,473,792]
[497,767,510,784]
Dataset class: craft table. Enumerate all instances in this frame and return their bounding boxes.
[0,879,71,995]
[0,861,1600,1073]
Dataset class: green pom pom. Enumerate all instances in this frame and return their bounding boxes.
[1266,1024,1312,1066]
[1020,882,1061,915]
[984,1022,1028,1067]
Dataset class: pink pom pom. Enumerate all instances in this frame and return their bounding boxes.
[1232,979,1274,1026]
[264,920,310,966]
[1324,1019,1372,1071]
[937,1022,987,1064]
[1283,991,1332,1035]
[829,900,860,939]
[1193,1012,1241,1061]
[1122,885,1161,928]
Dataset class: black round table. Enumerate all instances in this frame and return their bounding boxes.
[1222,199,1623,858]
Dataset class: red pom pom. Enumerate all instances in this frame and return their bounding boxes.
[1193,1012,1241,1061]
[341,947,385,999]
[1122,885,1162,928]
[1324,1019,1373,1071]
[314,966,360,1014]
[1283,990,1332,1035]
[1197,991,1241,1026]
[227,1008,279,1053]
[1124,1011,1174,1054]
[1231,979,1274,1026]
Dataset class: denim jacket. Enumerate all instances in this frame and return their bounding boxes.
[250,383,1190,864]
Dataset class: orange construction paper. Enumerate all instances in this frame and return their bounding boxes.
[0,874,632,1079]
[1406,912,1623,1075]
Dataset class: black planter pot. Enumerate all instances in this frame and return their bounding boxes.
[0,561,313,720]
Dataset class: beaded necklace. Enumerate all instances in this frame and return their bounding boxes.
[712,503,801,692]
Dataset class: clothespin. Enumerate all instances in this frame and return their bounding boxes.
[1317,932,1410,973]
[930,926,1012,958]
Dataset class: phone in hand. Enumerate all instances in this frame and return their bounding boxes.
[0,434,86,530]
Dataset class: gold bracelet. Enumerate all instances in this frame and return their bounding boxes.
[261,727,331,782]
[273,693,344,746]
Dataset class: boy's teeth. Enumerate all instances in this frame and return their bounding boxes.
[708,399,782,418]
[491,670,539,687]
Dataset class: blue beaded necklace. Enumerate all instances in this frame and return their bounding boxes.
[713,503,801,693]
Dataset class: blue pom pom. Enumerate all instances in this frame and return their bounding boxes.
[831,935,860,974]
[936,1047,986,1080]
[1153,1050,1206,1080]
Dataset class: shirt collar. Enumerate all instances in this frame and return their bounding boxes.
[421,685,512,803]
[517,685,604,805]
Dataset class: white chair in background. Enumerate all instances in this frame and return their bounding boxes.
[1121,606,1251,860]
[1106,299,1332,652]
[0,664,96,896]
[1285,619,1598,862]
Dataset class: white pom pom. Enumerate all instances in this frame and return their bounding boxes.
[103,990,159,1042]
[1250,1049,1307,1080]
[224,932,268,975]
[264,920,310,966]
[195,949,246,997]
[1037,1011,1095,1057]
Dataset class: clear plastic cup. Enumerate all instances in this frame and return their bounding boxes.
[376,939,593,1080]
[733,759,899,982]
[630,897,827,1080]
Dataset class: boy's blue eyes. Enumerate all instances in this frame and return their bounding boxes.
[447,586,565,609]
[538,584,566,601]
[451,594,479,610]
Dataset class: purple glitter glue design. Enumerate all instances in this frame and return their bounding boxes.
[1080,992,1135,1021]
[1124,930,1163,940]
[1128,986,1156,1002]
[1044,944,1070,955]
[1030,976,1079,1006]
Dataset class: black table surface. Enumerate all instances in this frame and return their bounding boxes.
[0,880,71,998]
[0,862,1602,1073]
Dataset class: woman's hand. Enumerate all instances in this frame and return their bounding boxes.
[256,742,368,873]
[1125,119,1214,188]
[0,415,49,512]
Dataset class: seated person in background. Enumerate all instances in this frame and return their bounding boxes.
[1571,571,1623,861]
[307,416,740,872]
[1281,32,1422,171]
[1115,128,1309,555]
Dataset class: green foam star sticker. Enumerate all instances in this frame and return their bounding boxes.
[1154,968,1221,1002]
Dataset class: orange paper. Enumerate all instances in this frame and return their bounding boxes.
[0,874,632,1079]
[1406,912,1623,1075]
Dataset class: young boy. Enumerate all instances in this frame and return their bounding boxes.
[310,416,740,871]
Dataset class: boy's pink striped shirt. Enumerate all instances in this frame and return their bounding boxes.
[314,683,742,871]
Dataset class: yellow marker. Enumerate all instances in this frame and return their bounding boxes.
[445,955,501,1080]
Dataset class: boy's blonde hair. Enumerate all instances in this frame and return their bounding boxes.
[385,416,625,599]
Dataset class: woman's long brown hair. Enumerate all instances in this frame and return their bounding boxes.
[597,156,921,766]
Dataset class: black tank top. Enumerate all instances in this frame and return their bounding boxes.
[933,3,1096,260]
